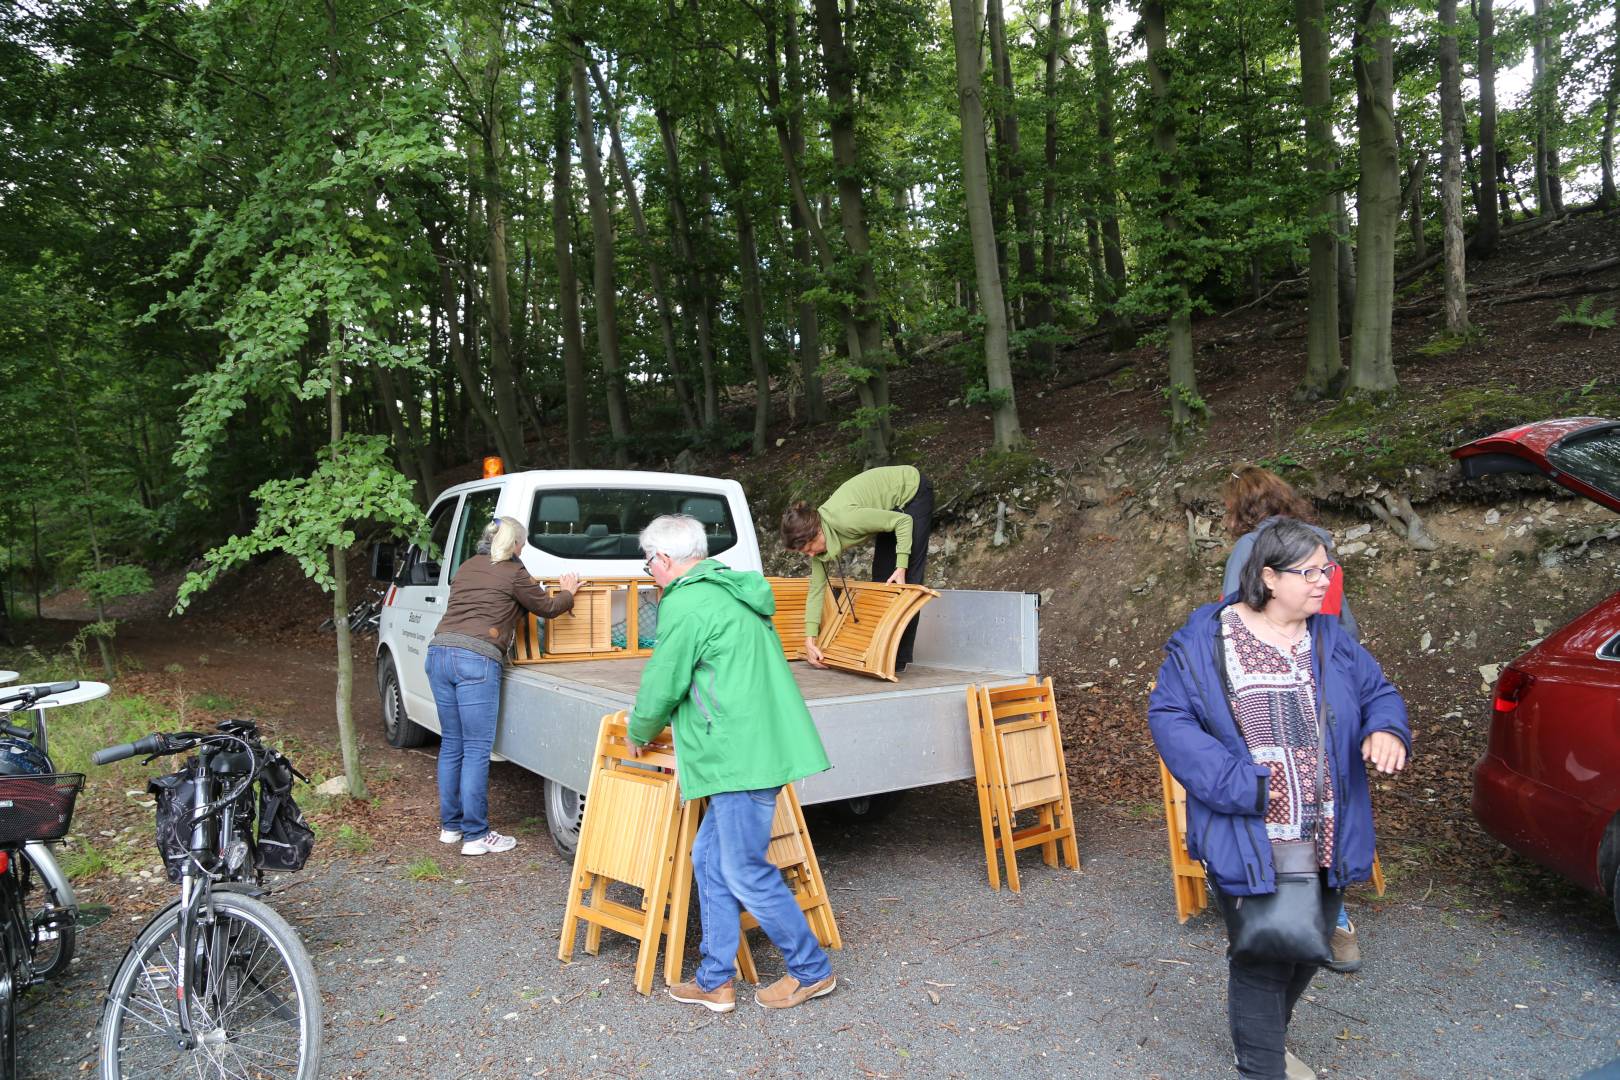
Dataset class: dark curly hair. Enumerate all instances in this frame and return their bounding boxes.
[779,501,822,551]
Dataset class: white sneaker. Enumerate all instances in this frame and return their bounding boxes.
[438,829,461,844]
[461,830,517,856]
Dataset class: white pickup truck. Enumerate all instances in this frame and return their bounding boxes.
[370,469,1039,854]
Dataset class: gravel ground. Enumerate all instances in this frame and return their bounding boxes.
[15,776,1620,1080]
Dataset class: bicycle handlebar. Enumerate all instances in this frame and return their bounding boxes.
[91,733,170,766]
[0,680,80,709]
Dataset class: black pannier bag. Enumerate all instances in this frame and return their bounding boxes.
[147,767,197,884]
[255,751,314,873]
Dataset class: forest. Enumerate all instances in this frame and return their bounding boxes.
[1,0,1615,640]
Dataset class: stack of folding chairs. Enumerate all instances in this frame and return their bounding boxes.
[965,677,1080,891]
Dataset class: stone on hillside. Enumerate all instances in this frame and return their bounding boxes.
[1344,524,1373,541]
[1484,509,1501,525]
[1420,631,1432,651]
[315,776,349,797]
[1338,541,1368,557]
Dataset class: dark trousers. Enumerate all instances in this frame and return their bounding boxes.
[1228,955,1319,1079]
[870,473,933,668]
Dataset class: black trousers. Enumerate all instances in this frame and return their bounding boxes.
[870,473,933,668]
[1228,955,1319,1079]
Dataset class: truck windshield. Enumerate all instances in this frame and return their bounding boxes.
[528,488,737,560]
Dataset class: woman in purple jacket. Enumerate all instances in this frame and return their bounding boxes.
[1149,519,1410,1080]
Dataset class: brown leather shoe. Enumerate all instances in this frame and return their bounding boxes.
[1326,921,1362,973]
[756,973,837,1010]
[668,978,736,1013]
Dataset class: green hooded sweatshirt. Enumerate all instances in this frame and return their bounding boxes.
[628,559,831,800]
[804,465,921,636]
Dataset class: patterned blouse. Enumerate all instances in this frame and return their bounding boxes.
[1220,606,1335,868]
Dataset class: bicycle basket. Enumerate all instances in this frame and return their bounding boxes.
[0,773,84,845]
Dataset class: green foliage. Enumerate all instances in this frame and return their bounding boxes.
[1554,296,1617,334]
[406,856,444,882]
[175,435,427,613]
[80,566,154,604]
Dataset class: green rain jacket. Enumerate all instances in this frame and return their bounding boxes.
[628,559,831,800]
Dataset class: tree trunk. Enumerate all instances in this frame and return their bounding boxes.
[329,354,364,798]
[587,61,698,432]
[782,5,826,423]
[812,0,890,466]
[30,502,41,620]
[950,0,1024,452]
[1438,0,1470,334]
[1142,0,1201,443]
[480,41,527,466]
[1039,0,1061,334]
[987,0,1044,363]
[1349,0,1400,394]
[426,225,519,466]
[1476,0,1501,252]
[655,108,721,430]
[1087,0,1131,347]
[571,55,630,465]
[1336,186,1357,338]
[1602,0,1620,209]
[1405,152,1427,263]
[551,73,590,466]
[372,363,431,504]
[1293,0,1342,397]
[714,123,773,455]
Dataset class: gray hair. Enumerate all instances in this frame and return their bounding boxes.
[478,516,527,564]
[1239,518,1326,610]
[639,514,709,563]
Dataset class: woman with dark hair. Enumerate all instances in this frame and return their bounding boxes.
[779,465,933,672]
[1150,519,1410,1080]
[428,516,580,856]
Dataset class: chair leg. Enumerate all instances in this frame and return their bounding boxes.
[663,801,701,987]
[735,922,760,984]
[966,690,1002,891]
[558,878,584,962]
[1371,851,1386,897]
[584,874,607,955]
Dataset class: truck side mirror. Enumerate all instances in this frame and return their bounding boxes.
[369,542,397,583]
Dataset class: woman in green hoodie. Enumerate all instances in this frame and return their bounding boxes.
[780,465,934,671]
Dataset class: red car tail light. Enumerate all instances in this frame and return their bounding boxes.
[1494,666,1536,713]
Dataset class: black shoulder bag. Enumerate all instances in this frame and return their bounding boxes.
[1213,628,1340,966]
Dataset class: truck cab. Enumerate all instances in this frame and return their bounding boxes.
[375,471,759,745]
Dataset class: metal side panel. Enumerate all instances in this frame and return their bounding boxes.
[910,589,1040,675]
[491,673,635,795]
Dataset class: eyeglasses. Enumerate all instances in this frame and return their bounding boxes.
[1277,563,1339,583]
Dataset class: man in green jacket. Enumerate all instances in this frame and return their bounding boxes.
[628,514,835,1013]
[779,465,934,671]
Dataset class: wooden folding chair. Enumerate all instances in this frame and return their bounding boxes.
[557,712,684,996]
[1158,756,1209,923]
[733,784,842,983]
[661,784,842,986]
[765,577,812,661]
[970,678,1080,892]
[817,581,939,681]
[1158,755,1388,923]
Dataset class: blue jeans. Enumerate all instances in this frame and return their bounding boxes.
[690,788,832,992]
[427,646,503,842]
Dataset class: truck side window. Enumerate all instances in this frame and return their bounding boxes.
[398,499,456,587]
[450,489,503,577]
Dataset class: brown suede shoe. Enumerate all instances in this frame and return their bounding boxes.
[756,973,837,1010]
[1326,921,1362,973]
[668,978,736,1013]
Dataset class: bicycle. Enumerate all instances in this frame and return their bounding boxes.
[0,733,84,1079]
[92,719,322,1080]
[319,586,383,635]
[0,680,92,985]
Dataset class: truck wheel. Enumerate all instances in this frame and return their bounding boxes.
[544,778,586,858]
[1613,861,1620,935]
[837,792,903,822]
[380,659,429,749]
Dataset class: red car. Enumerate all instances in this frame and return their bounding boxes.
[1454,417,1620,930]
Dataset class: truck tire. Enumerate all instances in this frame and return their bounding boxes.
[837,792,903,822]
[379,658,429,749]
[544,778,586,857]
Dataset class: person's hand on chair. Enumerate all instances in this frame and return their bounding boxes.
[885,568,907,585]
[804,638,827,668]
[558,572,582,595]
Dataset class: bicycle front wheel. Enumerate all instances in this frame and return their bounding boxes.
[99,891,321,1080]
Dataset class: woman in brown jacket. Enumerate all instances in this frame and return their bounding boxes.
[428,516,579,855]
